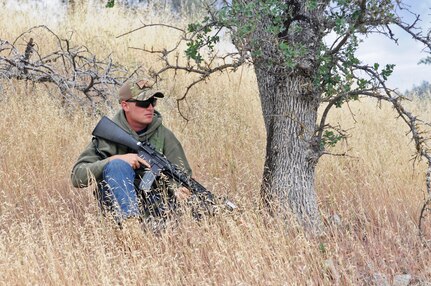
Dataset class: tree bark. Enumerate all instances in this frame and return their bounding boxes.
[257,68,322,232]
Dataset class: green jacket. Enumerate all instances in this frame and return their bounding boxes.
[71,110,192,188]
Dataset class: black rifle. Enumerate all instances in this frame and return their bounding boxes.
[92,116,237,211]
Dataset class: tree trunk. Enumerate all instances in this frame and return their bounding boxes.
[247,1,324,232]
[257,68,322,232]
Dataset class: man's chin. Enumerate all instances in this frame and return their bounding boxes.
[142,117,153,124]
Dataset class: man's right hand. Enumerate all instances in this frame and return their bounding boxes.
[109,153,150,169]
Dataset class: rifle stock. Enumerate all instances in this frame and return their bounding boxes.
[92,116,140,152]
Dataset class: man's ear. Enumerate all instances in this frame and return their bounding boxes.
[121,101,129,111]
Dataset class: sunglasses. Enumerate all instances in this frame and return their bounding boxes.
[126,97,157,108]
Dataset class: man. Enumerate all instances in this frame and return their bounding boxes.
[71,79,191,226]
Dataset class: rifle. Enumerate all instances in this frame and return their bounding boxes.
[92,116,237,212]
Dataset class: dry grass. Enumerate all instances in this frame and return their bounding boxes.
[1,2,431,285]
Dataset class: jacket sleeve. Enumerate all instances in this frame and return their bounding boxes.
[162,128,193,177]
[70,138,114,188]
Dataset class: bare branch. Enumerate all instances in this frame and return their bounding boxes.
[116,22,185,39]
[0,25,142,113]
[390,3,431,56]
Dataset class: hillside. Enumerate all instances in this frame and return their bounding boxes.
[1,2,431,285]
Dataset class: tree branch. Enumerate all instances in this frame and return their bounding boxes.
[0,25,141,113]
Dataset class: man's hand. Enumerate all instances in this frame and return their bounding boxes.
[110,153,150,169]
[174,187,192,201]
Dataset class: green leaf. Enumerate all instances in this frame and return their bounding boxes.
[307,0,318,10]
[381,64,395,80]
[185,41,203,63]
[319,242,326,254]
[187,23,201,33]
[373,63,379,70]
[321,130,344,149]
[105,0,115,8]
[419,56,431,65]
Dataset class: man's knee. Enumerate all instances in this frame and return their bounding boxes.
[102,159,136,189]
[103,159,136,179]
[104,159,132,172]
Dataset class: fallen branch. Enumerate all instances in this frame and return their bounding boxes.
[0,25,143,113]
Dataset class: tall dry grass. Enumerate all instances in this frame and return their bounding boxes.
[1,2,431,285]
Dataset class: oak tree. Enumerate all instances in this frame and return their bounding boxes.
[132,0,431,233]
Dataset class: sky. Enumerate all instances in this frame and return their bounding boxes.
[3,0,431,92]
[356,1,431,92]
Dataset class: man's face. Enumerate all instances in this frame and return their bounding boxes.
[122,97,157,131]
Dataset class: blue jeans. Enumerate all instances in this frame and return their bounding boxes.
[98,159,140,223]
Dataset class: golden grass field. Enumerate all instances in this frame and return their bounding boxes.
[1,2,431,285]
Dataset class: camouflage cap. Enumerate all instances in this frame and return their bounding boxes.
[119,79,164,103]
